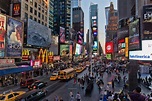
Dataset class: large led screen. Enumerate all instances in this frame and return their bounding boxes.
[6,17,23,57]
[143,5,152,39]
[93,41,98,51]
[129,40,152,60]
[75,43,82,55]
[60,27,65,43]
[0,14,6,57]
[129,18,141,51]
[60,45,69,56]
[27,19,51,47]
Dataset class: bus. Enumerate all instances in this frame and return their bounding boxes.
[58,68,75,80]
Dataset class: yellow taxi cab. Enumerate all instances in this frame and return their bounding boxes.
[0,90,25,101]
[50,71,58,81]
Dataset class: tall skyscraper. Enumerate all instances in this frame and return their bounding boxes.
[71,0,81,8]
[72,7,84,44]
[105,7,110,25]
[89,3,98,53]
[53,0,71,40]
[49,0,54,31]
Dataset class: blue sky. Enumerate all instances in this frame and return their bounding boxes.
[81,0,117,52]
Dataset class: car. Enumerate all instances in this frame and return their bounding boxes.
[15,89,47,101]
[28,81,47,90]
[0,90,25,101]
[20,78,38,88]
[50,71,58,81]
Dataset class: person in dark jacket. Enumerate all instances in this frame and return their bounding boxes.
[129,86,146,101]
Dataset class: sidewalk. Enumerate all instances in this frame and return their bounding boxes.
[0,73,52,93]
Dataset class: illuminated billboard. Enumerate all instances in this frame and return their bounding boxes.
[0,14,6,57]
[60,27,65,43]
[129,17,141,51]
[93,41,98,51]
[27,19,51,47]
[129,40,152,60]
[60,45,69,56]
[75,43,82,55]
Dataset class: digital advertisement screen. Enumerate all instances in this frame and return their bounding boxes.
[143,5,152,40]
[129,40,152,60]
[77,31,83,44]
[6,17,23,57]
[129,18,141,51]
[60,27,65,43]
[75,43,82,55]
[60,45,69,56]
[0,14,6,57]
[93,41,98,51]
[27,19,51,47]
[105,42,113,54]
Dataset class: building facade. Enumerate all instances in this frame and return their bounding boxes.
[53,0,71,40]
[72,7,84,34]
[71,0,81,8]
[0,0,10,15]
[89,3,98,54]
[49,0,54,30]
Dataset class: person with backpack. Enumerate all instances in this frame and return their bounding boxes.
[76,92,81,101]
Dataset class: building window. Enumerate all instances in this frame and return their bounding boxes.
[38,20,40,23]
[42,21,44,25]
[34,2,37,8]
[38,5,41,10]
[30,0,33,5]
[25,0,28,2]
[34,10,37,15]
[34,18,37,21]
[42,1,44,6]
[45,16,47,21]
[24,13,28,19]
[45,23,47,26]
[42,14,44,20]
[38,12,41,18]
[42,7,44,12]
[45,10,47,15]
[30,7,33,13]
[30,15,33,19]
[25,4,28,11]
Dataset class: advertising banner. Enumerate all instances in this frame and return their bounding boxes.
[75,43,81,55]
[106,54,111,60]
[60,27,65,43]
[0,14,6,57]
[60,45,69,56]
[143,5,152,39]
[93,41,98,51]
[129,18,141,51]
[125,37,129,57]
[0,59,15,67]
[129,40,152,60]
[12,3,21,17]
[6,17,23,57]
[27,19,51,47]
[105,42,113,54]
[77,31,83,44]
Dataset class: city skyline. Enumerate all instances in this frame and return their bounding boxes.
[81,0,117,53]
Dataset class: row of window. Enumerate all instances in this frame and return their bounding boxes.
[25,4,47,21]
[25,0,47,9]
[25,13,47,26]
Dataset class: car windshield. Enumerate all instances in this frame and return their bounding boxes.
[0,96,5,100]
[52,74,57,76]
[31,82,40,86]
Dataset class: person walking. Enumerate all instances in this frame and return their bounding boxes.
[70,95,75,101]
[76,92,81,101]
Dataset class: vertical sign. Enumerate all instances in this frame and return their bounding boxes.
[59,27,65,43]
[6,17,23,57]
[0,14,6,57]
[143,5,152,40]
[12,3,21,17]
[125,37,129,57]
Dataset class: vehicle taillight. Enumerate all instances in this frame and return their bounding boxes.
[33,86,36,89]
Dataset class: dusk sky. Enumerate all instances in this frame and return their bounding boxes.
[81,0,117,53]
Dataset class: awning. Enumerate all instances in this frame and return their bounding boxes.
[0,66,33,76]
